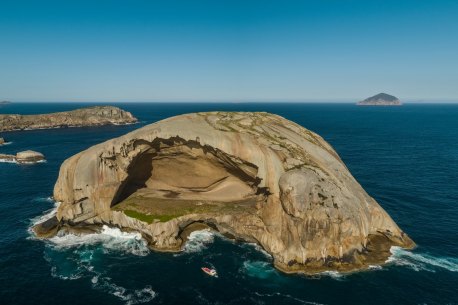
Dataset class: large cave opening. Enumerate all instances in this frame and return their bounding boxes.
[111,137,265,223]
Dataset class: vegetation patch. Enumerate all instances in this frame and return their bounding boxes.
[124,209,182,223]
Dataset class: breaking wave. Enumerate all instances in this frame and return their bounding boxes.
[181,229,215,254]
[242,260,277,279]
[0,158,17,163]
[0,159,47,164]
[315,270,345,280]
[386,246,458,272]
[28,198,60,238]
[242,242,273,259]
[48,225,149,256]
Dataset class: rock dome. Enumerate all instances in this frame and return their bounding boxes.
[36,112,414,273]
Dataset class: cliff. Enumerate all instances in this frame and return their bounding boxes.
[0,106,137,132]
[34,112,414,273]
[357,93,402,106]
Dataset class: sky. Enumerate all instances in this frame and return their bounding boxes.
[1,0,457,102]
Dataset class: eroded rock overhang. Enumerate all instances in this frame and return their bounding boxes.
[41,112,415,273]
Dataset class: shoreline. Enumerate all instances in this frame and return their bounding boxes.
[32,218,413,275]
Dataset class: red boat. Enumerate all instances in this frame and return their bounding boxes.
[201,267,218,277]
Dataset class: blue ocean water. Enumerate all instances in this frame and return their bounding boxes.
[0,102,457,305]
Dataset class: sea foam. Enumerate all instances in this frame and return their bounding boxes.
[181,229,215,253]
[386,246,458,272]
[48,225,149,256]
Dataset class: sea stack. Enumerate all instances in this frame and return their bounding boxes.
[357,93,402,106]
[35,112,414,274]
[0,138,4,145]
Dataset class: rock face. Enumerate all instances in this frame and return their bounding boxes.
[0,150,45,163]
[0,106,137,132]
[38,112,414,273]
[0,137,4,145]
[357,93,402,106]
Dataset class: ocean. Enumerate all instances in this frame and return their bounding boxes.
[0,102,457,305]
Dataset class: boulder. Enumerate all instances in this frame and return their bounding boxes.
[16,150,45,163]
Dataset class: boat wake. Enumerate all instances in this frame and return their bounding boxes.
[386,246,458,272]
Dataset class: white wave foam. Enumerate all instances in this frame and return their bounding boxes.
[243,242,273,259]
[242,260,276,279]
[27,199,61,239]
[368,265,383,270]
[20,159,47,164]
[93,277,156,305]
[48,225,149,256]
[254,292,325,304]
[46,245,156,305]
[182,229,215,253]
[317,270,344,279]
[386,246,458,272]
[0,158,47,164]
[1,141,12,145]
[0,158,17,163]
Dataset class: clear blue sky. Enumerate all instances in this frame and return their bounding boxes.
[1,0,457,102]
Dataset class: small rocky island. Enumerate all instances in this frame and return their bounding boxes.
[0,150,45,164]
[34,112,414,273]
[0,137,5,145]
[357,93,402,106]
[0,106,137,132]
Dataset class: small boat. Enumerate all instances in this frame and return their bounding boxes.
[201,267,218,277]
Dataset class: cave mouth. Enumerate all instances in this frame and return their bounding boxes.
[111,137,264,221]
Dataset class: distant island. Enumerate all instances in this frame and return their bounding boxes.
[0,101,12,105]
[357,93,402,106]
[0,106,137,132]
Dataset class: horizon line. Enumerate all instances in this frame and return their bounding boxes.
[3,99,458,104]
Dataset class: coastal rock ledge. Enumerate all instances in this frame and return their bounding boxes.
[35,112,414,273]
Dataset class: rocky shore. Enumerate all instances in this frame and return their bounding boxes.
[34,112,414,274]
[0,106,137,132]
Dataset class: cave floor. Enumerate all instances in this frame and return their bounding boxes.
[112,188,260,224]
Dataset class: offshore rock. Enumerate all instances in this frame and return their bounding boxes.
[0,106,137,132]
[357,93,402,106]
[0,150,45,163]
[16,150,45,163]
[38,112,414,273]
